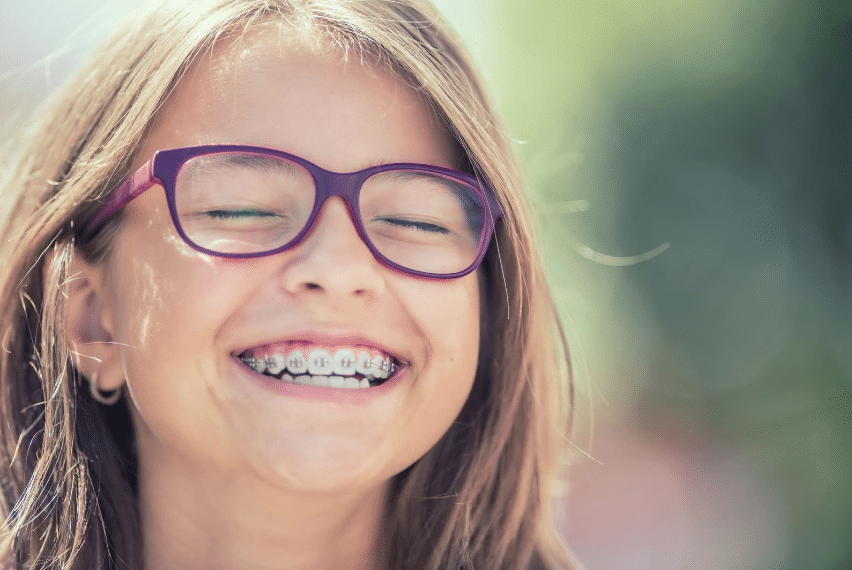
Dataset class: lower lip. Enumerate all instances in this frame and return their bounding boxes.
[230,356,408,405]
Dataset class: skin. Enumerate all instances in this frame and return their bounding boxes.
[68,25,480,570]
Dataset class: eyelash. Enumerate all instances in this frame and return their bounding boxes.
[205,209,277,219]
[378,217,451,234]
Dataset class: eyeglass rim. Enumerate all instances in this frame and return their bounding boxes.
[83,144,504,279]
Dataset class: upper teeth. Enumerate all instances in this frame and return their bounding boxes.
[307,349,334,375]
[243,348,396,380]
[332,349,357,375]
[286,351,308,374]
[266,354,286,375]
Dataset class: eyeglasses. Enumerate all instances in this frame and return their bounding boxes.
[84,144,503,279]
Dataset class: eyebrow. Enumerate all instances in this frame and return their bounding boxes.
[192,152,306,176]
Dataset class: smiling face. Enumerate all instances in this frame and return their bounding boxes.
[89,28,480,495]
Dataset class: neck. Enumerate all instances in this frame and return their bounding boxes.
[137,450,387,570]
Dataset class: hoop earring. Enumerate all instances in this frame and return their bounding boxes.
[89,373,122,406]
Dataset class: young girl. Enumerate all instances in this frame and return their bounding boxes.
[0,1,579,569]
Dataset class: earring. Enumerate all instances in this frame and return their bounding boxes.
[89,372,122,406]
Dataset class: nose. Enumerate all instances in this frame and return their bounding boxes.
[277,197,386,300]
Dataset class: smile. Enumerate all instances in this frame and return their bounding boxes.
[237,343,403,389]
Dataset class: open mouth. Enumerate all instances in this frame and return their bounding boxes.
[236,343,403,390]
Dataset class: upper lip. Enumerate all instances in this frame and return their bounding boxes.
[231,331,410,364]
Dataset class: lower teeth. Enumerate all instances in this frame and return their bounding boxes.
[285,374,371,389]
[241,357,387,388]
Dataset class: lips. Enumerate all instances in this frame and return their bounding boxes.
[235,340,406,388]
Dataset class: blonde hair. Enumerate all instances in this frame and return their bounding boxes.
[0,1,577,568]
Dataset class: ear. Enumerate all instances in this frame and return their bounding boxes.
[56,249,125,393]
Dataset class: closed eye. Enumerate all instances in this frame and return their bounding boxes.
[204,209,280,219]
[377,217,451,234]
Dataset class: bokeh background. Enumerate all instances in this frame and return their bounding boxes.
[1,0,850,568]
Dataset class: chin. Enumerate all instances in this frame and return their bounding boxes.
[240,428,396,492]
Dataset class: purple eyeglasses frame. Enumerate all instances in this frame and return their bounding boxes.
[83,144,504,279]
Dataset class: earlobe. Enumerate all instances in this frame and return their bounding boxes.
[58,249,125,394]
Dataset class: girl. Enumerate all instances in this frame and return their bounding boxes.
[0,1,579,568]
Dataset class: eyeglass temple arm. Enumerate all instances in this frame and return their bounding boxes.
[84,157,158,238]
[487,191,504,220]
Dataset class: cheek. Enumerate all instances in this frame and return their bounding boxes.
[405,275,481,414]
[107,195,183,346]
[109,236,195,355]
[110,258,168,350]
[106,224,244,413]
[106,235,267,469]
[431,277,480,363]
[108,201,251,351]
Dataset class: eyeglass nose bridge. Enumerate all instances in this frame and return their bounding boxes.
[291,166,374,254]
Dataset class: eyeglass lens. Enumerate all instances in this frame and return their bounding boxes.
[174,152,487,274]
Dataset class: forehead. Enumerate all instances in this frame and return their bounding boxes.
[139,22,459,171]
[202,20,339,92]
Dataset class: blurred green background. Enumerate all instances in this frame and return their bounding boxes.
[2,0,850,568]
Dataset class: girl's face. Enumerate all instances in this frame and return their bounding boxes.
[95,30,480,493]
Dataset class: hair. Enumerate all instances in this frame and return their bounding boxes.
[0,1,578,568]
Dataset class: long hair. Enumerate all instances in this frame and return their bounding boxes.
[0,1,578,568]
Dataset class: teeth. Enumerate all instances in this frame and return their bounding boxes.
[241,359,375,389]
[332,349,357,375]
[307,349,334,375]
[366,357,392,379]
[356,352,373,375]
[286,351,308,374]
[265,354,285,375]
[294,374,311,385]
[246,357,267,374]
[241,345,401,388]
[314,375,331,387]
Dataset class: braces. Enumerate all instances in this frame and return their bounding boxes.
[240,355,397,376]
